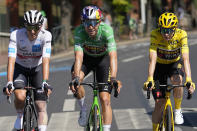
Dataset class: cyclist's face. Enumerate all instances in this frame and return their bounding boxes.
[26,24,41,41]
[160,28,175,41]
[84,20,100,38]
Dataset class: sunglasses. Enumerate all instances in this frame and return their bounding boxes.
[160,28,175,34]
[83,20,100,27]
[26,25,40,31]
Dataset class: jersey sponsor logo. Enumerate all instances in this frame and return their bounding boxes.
[169,40,179,45]
[157,48,180,60]
[8,48,15,53]
[83,44,107,54]
[46,48,51,54]
[32,44,41,52]
[46,41,51,43]
[17,53,42,59]
[10,39,16,43]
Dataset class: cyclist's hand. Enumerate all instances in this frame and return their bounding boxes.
[143,77,154,91]
[116,80,122,93]
[5,81,14,96]
[42,81,52,97]
[184,77,195,94]
[70,76,80,93]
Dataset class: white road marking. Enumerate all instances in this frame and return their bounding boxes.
[0,116,16,131]
[63,99,76,111]
[47,112,84,131]
[67,89,73,95]
[122,55,144,63]
[113,108,152,129]
[84,72,93,80]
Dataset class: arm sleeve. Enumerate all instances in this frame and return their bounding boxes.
[106,26,116,52]
[180,30,189,53]
[8,31,17,58]
[74,27,83,52]
[42,32,52,58]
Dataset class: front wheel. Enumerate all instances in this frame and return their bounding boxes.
[23,105,32,131]
[86,106,102,131]
[165,105,173,131]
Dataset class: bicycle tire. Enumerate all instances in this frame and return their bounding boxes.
[93,106,98,131]
[23,105,32,131]
[165,105,172,131]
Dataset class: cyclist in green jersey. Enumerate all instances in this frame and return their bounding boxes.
[70,5,122,131]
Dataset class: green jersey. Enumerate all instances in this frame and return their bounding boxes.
[74,22,116,57]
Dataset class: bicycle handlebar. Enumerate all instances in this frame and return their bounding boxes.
[3,84,52,104]
[146,81,192,100]
[70,82,119,98]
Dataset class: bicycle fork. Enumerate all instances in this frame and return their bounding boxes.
[161,92,174,131]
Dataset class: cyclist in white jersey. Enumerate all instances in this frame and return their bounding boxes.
[5,10,52,131]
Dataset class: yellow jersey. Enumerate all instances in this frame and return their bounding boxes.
[150,28,189,64]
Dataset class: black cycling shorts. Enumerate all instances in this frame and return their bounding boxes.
[152,59,184,99]
[13,63,47,101]
[71,54,112,93]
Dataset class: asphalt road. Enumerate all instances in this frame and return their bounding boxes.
[0,37,197,131]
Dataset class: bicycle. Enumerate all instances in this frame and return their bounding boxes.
[3,78,51,131]
[147,80,192,131]
[70,70,118,131]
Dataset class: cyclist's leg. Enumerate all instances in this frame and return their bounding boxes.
[169,60,184,124]
[152,63,168,131]
[152,99,166,130]
[13,63,27,129]
[97,55,112,130]
[71,60,91,127]
[32,65,48,131]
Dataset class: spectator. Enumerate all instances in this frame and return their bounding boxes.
[129,10,138,40]
[103,10,112,26]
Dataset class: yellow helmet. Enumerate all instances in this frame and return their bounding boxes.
[158,12,178,28]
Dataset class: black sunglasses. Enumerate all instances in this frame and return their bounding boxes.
[25,25,40,31]
[83,20,100,27]
[160,28,175,34]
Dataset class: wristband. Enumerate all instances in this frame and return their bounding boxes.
[186,77,192,82]
[147,77,153,81]
[110,77,116,81]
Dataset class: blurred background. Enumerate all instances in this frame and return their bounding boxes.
[0,0,197,56]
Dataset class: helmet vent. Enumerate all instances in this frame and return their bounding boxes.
[164,18,166,26]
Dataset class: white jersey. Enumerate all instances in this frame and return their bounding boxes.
[8,28,52,68]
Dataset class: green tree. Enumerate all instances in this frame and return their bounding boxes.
[112,0,132,34]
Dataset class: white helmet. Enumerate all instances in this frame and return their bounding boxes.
[24,10,44,26]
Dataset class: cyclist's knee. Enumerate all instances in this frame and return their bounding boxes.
[100,93,111,107]
[171,74,182,84]
[14,90,26,102]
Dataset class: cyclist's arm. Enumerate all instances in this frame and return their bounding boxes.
[42,31,52,81]
[42,57,50,81]
[7,57,16,82]
[148,50,157,78]
[182,52,191,78]
[109,51,117,78]
[74,51,83,77]
[7,31,17,82]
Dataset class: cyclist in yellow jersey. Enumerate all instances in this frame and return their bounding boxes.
[143,12,195,131]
